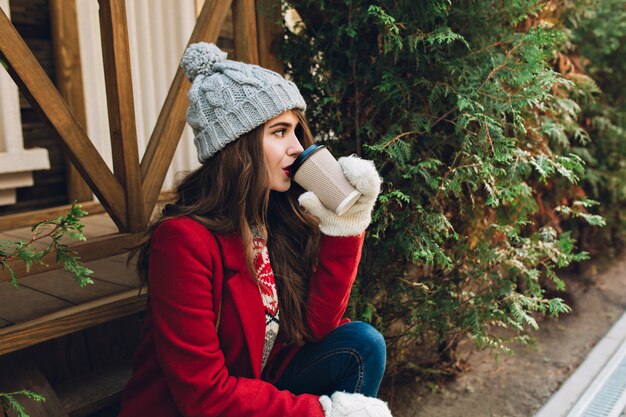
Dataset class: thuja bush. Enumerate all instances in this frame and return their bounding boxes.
[280,0,609,375]
[557,0,626,258]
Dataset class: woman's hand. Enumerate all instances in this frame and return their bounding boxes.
[319,392,393,417]
[298,156,382,237]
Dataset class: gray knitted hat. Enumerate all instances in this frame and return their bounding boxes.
[181,42,307,163]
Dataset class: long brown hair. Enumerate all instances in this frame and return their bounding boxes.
[131,110,320,343]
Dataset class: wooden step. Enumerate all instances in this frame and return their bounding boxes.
[0,288,146,356]
[55,360,132,417]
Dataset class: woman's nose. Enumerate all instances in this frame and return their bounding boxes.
[288,135,304,156]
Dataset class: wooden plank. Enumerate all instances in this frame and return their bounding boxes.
[0,201,106,232]
[0,282,72,323]
[82,255,140,288]
[27,332,91,385]
[80,314,141,371]
[78,214,119,239]
[140,0,234,221]
[0,213,119,255]
[256,0,283,74]
[0,228,52,250]
[26,314,140,386]
[56,359,132,417]
[0,289,147,356]
[73,213,118,238]
[20,273,129,305]
[49,0,93,203]
[98,0,144,233]
[0,233,143,283]
[0,8,127,230]
[0,213,116,243]
[0,356,69,417]
[233,0,260,64]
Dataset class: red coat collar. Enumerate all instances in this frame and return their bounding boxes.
[214,232,245,271]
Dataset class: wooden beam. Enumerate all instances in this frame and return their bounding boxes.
[140,0,233,220]
[0,233,143,283]
[0,8,127,230]
[49,0,93,204]
[256,0,283,74]
[233,0,260,64]
[0,289,146,356]
[98,0,144,233]
[0,201,106,232]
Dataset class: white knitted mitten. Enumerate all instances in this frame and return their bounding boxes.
[319,392,393,417]
[298,156,382,237]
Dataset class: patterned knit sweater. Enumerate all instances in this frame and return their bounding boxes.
[252,233,280,371]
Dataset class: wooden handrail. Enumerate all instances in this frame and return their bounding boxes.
[99,0,145,233]
[0,7,128,231]
[140,0,234,222]
[50,0,94,203]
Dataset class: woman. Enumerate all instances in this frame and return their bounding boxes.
[118,43,392,417]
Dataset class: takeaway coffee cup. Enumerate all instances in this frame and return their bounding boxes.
[289,144,362,216]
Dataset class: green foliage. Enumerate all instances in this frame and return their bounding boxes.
[0,203,94,287]
[559,0,626,254]
[0,204,94,416]
[0,391,45,417]
[281,0,620,375]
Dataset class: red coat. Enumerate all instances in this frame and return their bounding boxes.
[119,217,364,417]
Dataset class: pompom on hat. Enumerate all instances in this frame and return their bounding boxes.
[181,42,306,163]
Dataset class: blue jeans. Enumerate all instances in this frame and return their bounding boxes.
[275,321,386,397]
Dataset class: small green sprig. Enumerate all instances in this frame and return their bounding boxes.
[0,202,94,287]
[0,390,45,417]
[556,199,607,227]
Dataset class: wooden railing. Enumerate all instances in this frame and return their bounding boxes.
[0,2,284,414]
[0,0,282,281]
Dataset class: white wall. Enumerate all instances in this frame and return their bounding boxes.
[0,0,50,206]
[76,0,200,196]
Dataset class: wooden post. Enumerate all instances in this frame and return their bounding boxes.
[140,0,233,221]
[98,0,144,233]
[256,0,284,74]
[49,0,94,204]
[233,0,260,64]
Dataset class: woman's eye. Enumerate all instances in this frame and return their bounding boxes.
[274,129,286,137]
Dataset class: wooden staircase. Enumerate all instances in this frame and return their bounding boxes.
[0,0,285,414]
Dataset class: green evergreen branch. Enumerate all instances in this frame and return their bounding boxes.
[478,33,527,91]
[0,203,94,287]
[0,390,45,417]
